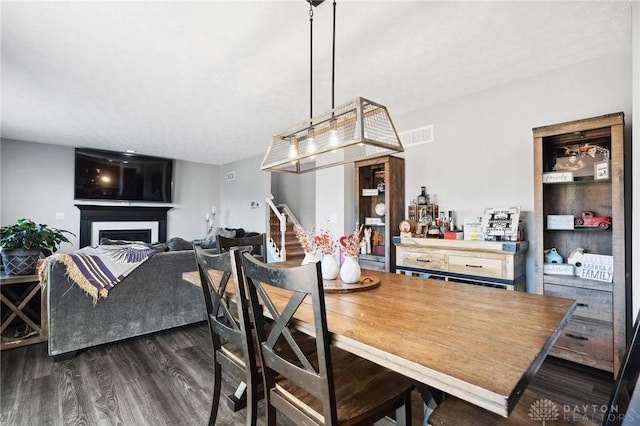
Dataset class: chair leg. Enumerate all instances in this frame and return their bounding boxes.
[209,359,223,426]
[245,377,258,426]
[226,382,248,411]
[394,392,412,426]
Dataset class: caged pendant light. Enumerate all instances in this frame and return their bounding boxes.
[261,0,403,174]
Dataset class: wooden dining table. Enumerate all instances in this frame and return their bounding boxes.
[182,267,575,418]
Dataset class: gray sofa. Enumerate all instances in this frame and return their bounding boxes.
[47,250,205,360]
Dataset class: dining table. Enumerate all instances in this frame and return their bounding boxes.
[182,265,575,418]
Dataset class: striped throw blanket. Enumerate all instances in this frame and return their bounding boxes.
[42,244,160,304]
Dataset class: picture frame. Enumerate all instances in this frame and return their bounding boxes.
[594,160,610,180]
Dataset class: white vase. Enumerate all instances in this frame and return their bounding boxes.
[321,254,339,280]
[301,251,319,265]
[340,255,361,284]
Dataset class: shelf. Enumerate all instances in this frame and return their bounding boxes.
[545,227,611,232]
[543,178,610,185]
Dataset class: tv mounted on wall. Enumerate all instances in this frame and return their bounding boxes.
[74,148,174,203]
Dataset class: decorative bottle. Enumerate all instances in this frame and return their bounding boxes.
[417,186,427,206]
[427,221,440,238]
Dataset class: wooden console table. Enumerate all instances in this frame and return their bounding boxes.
[394,237,528,291]
[1,272,47,350]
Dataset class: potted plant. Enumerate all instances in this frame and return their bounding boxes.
[0,218,75,275]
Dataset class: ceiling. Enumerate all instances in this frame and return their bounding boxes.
[0,1,632,166]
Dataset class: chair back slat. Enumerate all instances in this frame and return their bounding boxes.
[604,309,640,425]
[238,251,338,423]
[218,233,267,258]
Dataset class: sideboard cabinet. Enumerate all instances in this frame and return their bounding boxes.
[355,156,404,272]
[533,112,628,376]
[394,237,528,291]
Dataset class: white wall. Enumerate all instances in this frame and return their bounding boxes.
[0,139,220,251]
[275,169,316,229]
[218,154,270,233]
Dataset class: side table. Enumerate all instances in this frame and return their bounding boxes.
[1,272,47,350]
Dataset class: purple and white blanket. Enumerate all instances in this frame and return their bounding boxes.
[42,244,160,304]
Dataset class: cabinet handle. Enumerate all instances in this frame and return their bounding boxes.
[465,264,483,268]
[566,333,589,341]
[417,259,431,263]
[576,303,589,308]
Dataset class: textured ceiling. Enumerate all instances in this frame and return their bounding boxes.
[0,1,632,165]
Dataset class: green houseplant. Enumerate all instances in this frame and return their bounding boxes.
[0,218,75,275]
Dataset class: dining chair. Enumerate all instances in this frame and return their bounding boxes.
[193,244,260,426]
[235,250,415,426]
[428,308,640,426]
[217,233,267,260]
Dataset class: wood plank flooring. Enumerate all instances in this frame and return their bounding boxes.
[1,322,613,425]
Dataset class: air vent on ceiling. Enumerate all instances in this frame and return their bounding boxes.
[398,124,434,148]
[226,171,236,181]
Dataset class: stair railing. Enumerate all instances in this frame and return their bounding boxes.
[266,195,301,262]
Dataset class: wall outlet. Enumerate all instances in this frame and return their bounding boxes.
[55,212,65,220]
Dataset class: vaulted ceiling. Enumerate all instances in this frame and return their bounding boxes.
[1,1,632,165]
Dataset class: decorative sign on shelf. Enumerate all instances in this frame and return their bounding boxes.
[362,189,379,196]
[463,219,482,240]
[543,263,575,276]
[580,253,613,282]
[481,207,520,238]
[547,215,575,230]
[594,161,610,180]
[542,172,574,183]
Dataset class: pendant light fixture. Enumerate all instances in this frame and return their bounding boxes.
[261,0,404,174]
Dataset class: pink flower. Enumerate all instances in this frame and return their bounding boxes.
[313,230,336,255]
[339,225,364,257]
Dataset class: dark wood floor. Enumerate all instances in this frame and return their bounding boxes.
[1,322,613,426]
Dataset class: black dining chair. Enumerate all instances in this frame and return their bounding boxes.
[193,245,260,426]
[235,250,415,425]
[217,233,267,261]
[428,308,640,426]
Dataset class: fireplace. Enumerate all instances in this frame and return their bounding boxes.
[98,229,152,243]
[76,205,171,247]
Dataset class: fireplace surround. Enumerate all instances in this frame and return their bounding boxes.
[76,205,171,247]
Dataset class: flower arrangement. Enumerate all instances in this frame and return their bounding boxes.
[313,230,336,255]
[294,224,314,253]
[339,225,364,257]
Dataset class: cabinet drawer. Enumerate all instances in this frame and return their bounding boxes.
[447,254,503,279]
[554,319,613,362]
[544,284,612,323]
[397,250,445,271]
[359,258,385,271]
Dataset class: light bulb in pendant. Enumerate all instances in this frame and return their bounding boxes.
[328,119,340,147]
[306,129,317,154]
[288,138,299,159]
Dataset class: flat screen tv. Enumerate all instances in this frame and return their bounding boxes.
[74,148,174,203]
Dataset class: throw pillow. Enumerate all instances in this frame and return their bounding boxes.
[166,237,193,251]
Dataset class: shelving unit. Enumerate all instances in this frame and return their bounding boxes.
[1,273,47,350]
[533,112,628,376]
[355,156,404,272]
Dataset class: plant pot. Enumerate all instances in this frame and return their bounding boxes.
[0,248,42,275]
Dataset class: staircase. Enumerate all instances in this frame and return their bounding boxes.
[268,207,305,264]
